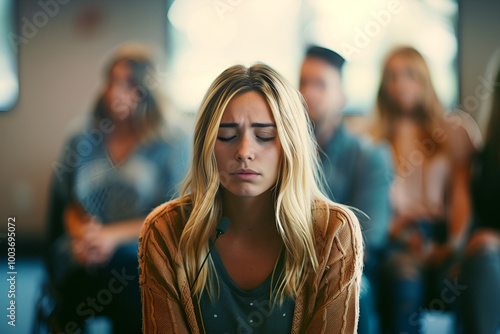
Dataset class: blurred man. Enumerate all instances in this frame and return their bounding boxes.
[300,46,393,334]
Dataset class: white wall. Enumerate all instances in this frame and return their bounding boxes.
[0,0,167,242]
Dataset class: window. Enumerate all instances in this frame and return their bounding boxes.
[0,0,19,112]
[165,0,458,115]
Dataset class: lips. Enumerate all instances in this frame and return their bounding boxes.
[230,169,260,180]
[233,168,258,174]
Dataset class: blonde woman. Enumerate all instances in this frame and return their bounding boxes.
[139,64,363,333]
[370,47,474,333]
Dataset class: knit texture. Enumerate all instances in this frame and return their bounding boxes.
[139,196,363,333]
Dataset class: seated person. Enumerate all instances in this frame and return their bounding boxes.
[370,47,475,334]
[45,46,189,333]
[300,46,393,333]
[139,63,364,333]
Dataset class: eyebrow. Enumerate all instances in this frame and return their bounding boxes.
[219,122,276,128]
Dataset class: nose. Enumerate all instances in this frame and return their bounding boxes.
[236,133,255,161]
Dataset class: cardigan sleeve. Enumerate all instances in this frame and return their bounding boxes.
[304,205,364,333]
[138,205,192,334]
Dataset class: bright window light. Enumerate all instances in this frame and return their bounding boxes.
[165,0,458,115]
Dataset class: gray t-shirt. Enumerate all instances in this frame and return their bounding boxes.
[200,246,295,334]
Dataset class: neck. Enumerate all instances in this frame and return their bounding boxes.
[109,119,137,138]
[221,189,277,237]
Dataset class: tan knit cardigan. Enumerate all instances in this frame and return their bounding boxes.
[139,196,363,333]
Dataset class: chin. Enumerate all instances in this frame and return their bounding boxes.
[223,185,270,198]
[229,190,263,198]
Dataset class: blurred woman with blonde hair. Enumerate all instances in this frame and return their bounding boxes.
[371,47,475,333]
[139,63,363,333]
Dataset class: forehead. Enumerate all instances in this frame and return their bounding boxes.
[220,91,275,122]
[301,57,340,80]
[110,61,132,79]
[386,55,413,70]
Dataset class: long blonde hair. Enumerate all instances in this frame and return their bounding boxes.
[178,64,328,303]
[371,47,445,155]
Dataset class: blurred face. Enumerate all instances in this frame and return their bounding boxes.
[299,57,345,124]
[104,61,140,121]
[214,91,282,198]
[384,55,423,112]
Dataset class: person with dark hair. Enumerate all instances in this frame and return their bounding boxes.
[300,46,393,333]
[305,46,346,70]
[45,45,189,333]
[458,66,500,334]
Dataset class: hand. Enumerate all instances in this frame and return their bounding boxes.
[65,203,119,266]
[389,215,414,242]
[390,216,428,263]
[466,229,500,255]
[424,243,453,268]
[65,203,95,265]
[64,204,144,266]
[64,203,94,239]
[80,224,120,266]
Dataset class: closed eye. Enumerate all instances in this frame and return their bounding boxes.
[217,136,236,142]
[257,136,275,142]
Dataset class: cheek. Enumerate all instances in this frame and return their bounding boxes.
[269,143,282,174]
[214,145,230,186]
[273,154,281,177]
[214,145,226,171]
[314,87,326,102]
[329,91,340,106]
[387,82,405,102]
[270,151,282,186]
[410,82,422,98]
[304,86,320,102]
[385,80,396,94]
[214,144,237,173]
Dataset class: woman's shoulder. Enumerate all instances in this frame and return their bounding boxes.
[312,198,364,285]
[140,195,192,246]
[312,199,361,237]
[312,198,363,258]
[138,196,193,289]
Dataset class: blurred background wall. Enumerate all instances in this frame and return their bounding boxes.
[0,0,167,250]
